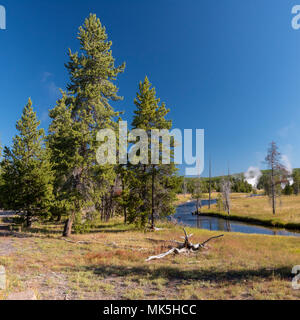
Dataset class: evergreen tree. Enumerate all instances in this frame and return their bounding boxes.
[48,14,125,236]
[48,93,81,228]
[292,169,300,195]
[130,76,179,228]
[1,98,53,227]
[283,182,293,196]
[118,165,146,227]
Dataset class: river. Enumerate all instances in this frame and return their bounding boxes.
[173,200,300,237]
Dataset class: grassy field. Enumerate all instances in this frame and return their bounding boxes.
[0,219,299,300]
[203,194,300,230]
[175,194,192,206]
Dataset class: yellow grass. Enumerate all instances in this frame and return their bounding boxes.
[0,219,299,300]
[205,194,300,229]
[175,194,192,206]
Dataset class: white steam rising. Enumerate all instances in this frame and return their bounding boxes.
[244,155,294,189]
[281,155,293,175]
[281,155,294,186]
[244,167,262,188]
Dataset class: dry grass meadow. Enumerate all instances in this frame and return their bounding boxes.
[205,193,300,229]
[0,216,299,300]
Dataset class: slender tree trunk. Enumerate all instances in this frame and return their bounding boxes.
[151,165,155,230]
[271,167,276,215]
[109,188,114,220]
[121,178,127,224]
[123,202,127,224]
[227,195,230,215]
[141,164,147,214]
[63,212,75,237]
[100,197,105,222]
[272,194,276,214]
[209,158,211,209]
[26,212,32,228]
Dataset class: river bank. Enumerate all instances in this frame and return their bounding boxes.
[198,211,300,232]
[174,201,300,237]
[176,194,300,232]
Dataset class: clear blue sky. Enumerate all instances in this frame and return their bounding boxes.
[0,0,300,176]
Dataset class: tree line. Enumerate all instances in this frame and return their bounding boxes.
[182,175,253,196]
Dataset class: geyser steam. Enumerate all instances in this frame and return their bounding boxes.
[244,167,262,188]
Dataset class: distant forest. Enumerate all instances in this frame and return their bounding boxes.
[181,168,300,195]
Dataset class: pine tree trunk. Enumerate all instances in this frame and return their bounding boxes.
[63,212,75,237]
[26,212,32,228]
[121,178,127,224]
[124,207,127,224]
[151,166,155,230]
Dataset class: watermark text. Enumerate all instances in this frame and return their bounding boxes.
[0,5,6,30]
[292,265,300,290]
[96,121,204,176]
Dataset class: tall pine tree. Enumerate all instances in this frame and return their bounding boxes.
[1,98,54,227]
[48,14,125,236]
[130,76,179,229]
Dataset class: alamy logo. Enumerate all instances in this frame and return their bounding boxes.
[96,121,204,176]
[292,5,300,30]
[292,265,300,290]
[0,5,6,30]
[0,266,6,290]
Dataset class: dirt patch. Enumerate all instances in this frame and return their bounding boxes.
[0,239,15,256]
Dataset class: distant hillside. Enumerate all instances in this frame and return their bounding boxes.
[183,168,300,180]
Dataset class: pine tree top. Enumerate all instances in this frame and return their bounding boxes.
[12,98,45,159]
[132,76,172,131]
[65,13,125,125]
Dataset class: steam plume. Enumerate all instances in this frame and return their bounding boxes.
[244,167,262,188]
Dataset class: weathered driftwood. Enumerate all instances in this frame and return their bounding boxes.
[146,229,224,262]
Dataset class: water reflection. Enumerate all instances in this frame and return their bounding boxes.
[173,200,300,237]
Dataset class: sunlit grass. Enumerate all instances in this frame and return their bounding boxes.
[204,194,300,229]
[0,218,299,300]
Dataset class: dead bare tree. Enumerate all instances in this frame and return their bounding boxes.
[192,158,203,214]
[183,177,187,196]
[208,157,212,209]
[146,229,224,261]
[265,142,288,215]
[221,178,231,215]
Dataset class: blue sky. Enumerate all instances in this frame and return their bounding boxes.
[0,0,300,176]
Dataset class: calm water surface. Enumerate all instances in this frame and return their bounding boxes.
[173,200,300,237]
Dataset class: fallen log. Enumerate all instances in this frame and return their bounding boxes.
[146,228,224,262]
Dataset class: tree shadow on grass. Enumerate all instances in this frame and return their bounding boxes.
[0,230,34,238]
[24,227,62,235]
[95,223,127,229]
[67,264,293,285]
[80,223,137,234]
[85,229,133,234]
